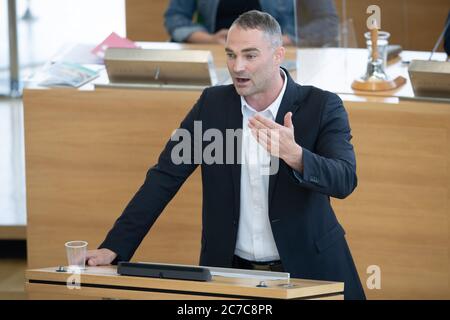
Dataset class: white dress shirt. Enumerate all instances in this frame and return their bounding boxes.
[234,69,287,262]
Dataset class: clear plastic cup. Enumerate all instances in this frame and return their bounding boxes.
[65,241,88,271]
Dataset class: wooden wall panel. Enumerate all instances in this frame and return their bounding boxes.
[24,88,202,269]
[405,0,449,51]
[333,100,450,299]
[126,0,169,41]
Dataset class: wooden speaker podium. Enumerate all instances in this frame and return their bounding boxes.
[25,266,344,300]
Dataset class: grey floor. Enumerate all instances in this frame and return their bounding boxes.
[0,241,27,300]
[0,257,27,299]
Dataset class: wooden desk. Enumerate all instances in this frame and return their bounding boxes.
[25,266,344,300]
[23,44,450,299]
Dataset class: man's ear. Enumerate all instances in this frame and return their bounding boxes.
[274,46,286,65]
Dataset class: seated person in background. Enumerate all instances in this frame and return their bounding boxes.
[164,0,339,47]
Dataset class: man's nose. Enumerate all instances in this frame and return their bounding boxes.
[232,57,246,73]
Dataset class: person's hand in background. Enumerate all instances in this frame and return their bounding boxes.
[212,29,229,44]
[187,29,229,44]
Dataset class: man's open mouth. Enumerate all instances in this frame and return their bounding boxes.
[236,77,251,84]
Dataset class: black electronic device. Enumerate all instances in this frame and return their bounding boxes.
[117,262,212,282]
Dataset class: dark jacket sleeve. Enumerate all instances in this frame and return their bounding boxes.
[98,90,208,262]
[292,93,357,199]
[164,0,207,42]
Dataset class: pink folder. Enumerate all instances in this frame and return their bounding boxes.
[92,32,139,58]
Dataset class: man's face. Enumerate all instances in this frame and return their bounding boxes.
[225,26,284,98]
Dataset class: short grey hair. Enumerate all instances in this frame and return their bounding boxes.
[231,10,283,48]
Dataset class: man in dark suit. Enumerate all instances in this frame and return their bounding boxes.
[86,10,366,300]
